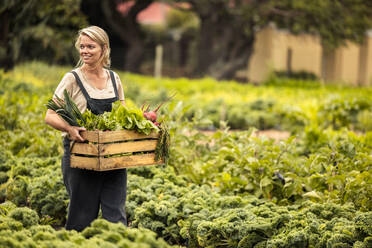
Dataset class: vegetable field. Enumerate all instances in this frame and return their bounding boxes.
[0,62,371,247]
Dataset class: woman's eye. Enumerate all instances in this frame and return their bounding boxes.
[80,45,95,49]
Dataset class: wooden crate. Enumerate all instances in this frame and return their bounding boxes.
[70,130,163,171]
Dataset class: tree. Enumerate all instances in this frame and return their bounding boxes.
[165,7,199,69]
[81,0,154,72]
[0,0,87,71]
[174,0,372,80]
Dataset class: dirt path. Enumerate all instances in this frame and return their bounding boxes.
[200,129,291,141]
[252,129,291,141]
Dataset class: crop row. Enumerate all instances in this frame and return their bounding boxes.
[7,62,372,132]
[0,63,371,247]
[0,155,371,247]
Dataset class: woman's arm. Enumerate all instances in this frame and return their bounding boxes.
[114,72,126,107]
[45,109,85,141]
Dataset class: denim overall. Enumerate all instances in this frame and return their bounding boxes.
[61,70,127,231]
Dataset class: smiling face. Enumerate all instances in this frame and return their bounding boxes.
[78,35,103,67]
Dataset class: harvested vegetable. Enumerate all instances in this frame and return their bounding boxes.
[155,123,170,163]
[142,93,176,124]
[46,94,170,163]
[80,101,159,135]
[45,89,85,127]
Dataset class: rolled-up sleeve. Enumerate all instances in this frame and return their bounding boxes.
[54,73,75,99]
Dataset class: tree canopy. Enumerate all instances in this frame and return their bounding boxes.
[81,0,154,73]
[1,0,372,79]
[176,0,372,79]
[0,0,87,71]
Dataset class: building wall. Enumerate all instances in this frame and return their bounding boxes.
[247,26,372,86]
[366,35,372,85]
[247,26,322,82]
[358,34,372,86]
[341,42,359,85]
[247,27,275,82]
[271,29,288,72]
[342,43,360,85]
[322,49,340,82]
[323,42,360,85]
[286,32,322,76]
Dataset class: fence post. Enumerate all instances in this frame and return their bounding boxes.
[155,44,163,78]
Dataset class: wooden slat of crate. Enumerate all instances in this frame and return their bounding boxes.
[99,140,157,155]
[70,155,100,170]
[79,130,159,143]
[70,153,163,171]
[71,142,99,156]
[99,130,159,143]
[99,153,163,171]
[80,131,99,143]
[70,130,162,171]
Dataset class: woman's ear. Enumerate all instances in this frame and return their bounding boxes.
[101,45,106,56]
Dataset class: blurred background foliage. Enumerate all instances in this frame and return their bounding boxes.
[1,0,372,80]
[0,0,87,70]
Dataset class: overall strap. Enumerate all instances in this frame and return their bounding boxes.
[70,71,91,101]
[109,70,119,99]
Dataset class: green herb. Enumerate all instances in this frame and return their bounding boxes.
[46,93,170,162]
[81,101,159,135]
[155,123,170,163]
[45,89,85,127]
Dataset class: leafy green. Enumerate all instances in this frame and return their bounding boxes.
[81,101,159,135]
[155,124,170,164]
[45,89,85,127]
[2,62,372,247]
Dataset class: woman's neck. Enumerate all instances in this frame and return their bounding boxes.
[81,64,104,77]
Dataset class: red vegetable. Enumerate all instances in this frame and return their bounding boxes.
[143,111,150,120]
[147,111,157,122]
[141,93,176,123]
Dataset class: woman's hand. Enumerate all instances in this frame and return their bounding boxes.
[67,126,86,142]
[45,109,86,141]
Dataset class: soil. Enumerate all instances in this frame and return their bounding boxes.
[252,129,291,141]
[200,129,291,141]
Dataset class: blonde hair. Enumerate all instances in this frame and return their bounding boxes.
[75,26,111,68]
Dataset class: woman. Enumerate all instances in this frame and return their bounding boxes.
[45,26,127,231]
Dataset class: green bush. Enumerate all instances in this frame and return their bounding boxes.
[318,97,371,130]
[8,207,39,228]
[0,62,371,247]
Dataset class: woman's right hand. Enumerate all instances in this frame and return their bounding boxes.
[45,109,86,141]
[67,126,86,142]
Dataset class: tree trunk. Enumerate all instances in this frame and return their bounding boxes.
[191,3,257,80]
[179,36,190,67]
[100,0,151,72]
[193,16,215,76]
[195,20,256,80]
[124,37,145,72]
[0,10,14,71]
[82,0,152,72]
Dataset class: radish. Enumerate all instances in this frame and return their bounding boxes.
[143,111,151,120]
[147,111,157,122]
[142,93,176,123]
